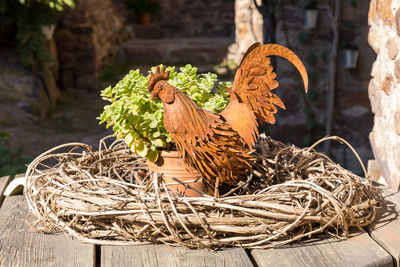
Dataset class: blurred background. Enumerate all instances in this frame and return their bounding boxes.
[0,0,398,190]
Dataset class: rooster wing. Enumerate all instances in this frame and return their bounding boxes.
[163,89,255,185]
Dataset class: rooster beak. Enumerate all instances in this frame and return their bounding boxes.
[151,91,156,100]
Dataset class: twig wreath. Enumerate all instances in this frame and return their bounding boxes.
[24,135,381,249]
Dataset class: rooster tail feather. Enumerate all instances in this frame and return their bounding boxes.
[258,44,308,92]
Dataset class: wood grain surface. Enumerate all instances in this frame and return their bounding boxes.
[0,195,95,267]
[370,185,400,266]
[101,244,253,267]
[252,232,393,267]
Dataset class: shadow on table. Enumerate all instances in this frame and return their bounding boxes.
[370,194,398,231]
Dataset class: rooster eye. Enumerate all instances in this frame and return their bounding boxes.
[158,84,163,90]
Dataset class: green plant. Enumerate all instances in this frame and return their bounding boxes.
[99,62,133,85]
[298,31,311,44]
[0,132,34,179]
[339,41,357,50]
[320,52,328,62]
[344,21,355,30]
[126,0,161,15]
[306,52,317,65]
[255,0,282,15]
[302,98,325,146]
[98,64,231,162]
[304,0,317,9]
[0,0,75,71]
[16,0,75,10]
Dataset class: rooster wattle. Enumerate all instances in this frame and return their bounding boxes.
[148,43,308,197]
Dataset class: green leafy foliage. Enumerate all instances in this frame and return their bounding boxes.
[298,31,311,44]
[260,0,282,15]
[126,0,161,15]
[98,64,231,162]
[306,52,317,65]
[339,40,358,50]
[17,0,75,11]
[344,21,355,30]
[99,62,133,85]
[0,132,34,179]
[301,90,326,146]
[0,0,75,71]
[304,0,317,9]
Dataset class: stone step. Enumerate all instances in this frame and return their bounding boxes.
[116,37,234,65]
[129,24,162,39]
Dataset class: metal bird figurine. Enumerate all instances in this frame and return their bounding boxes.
[148,43,308,197]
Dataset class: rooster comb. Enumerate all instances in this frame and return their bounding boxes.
[148,65,170,92]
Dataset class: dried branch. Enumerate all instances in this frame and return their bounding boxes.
[24,135,381,249]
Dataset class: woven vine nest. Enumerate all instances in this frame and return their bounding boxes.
[24,135,381,249]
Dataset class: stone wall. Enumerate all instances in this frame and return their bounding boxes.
[55,0,127,91]
[232,0,375,175]
[368,0,400,190]
[150,0,235,38]
[231,0,263,64]
[55,0,234,90]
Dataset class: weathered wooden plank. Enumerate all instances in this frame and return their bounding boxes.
[0,195,95,267]
[0,175,12,207]
[370,186,400,266]
[101,244,253,267]
[251,232,393,267]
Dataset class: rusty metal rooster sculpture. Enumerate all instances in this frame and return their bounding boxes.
[148,43,308,197]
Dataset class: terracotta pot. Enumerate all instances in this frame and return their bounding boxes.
[147,150,207,197]
[138,13,151,25]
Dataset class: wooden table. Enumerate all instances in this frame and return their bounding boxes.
[0,175,398,267]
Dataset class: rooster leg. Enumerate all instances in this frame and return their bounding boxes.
[214,176,220,198]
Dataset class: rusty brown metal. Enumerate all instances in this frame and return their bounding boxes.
[148,44,308,196]
[222,43,309,149]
